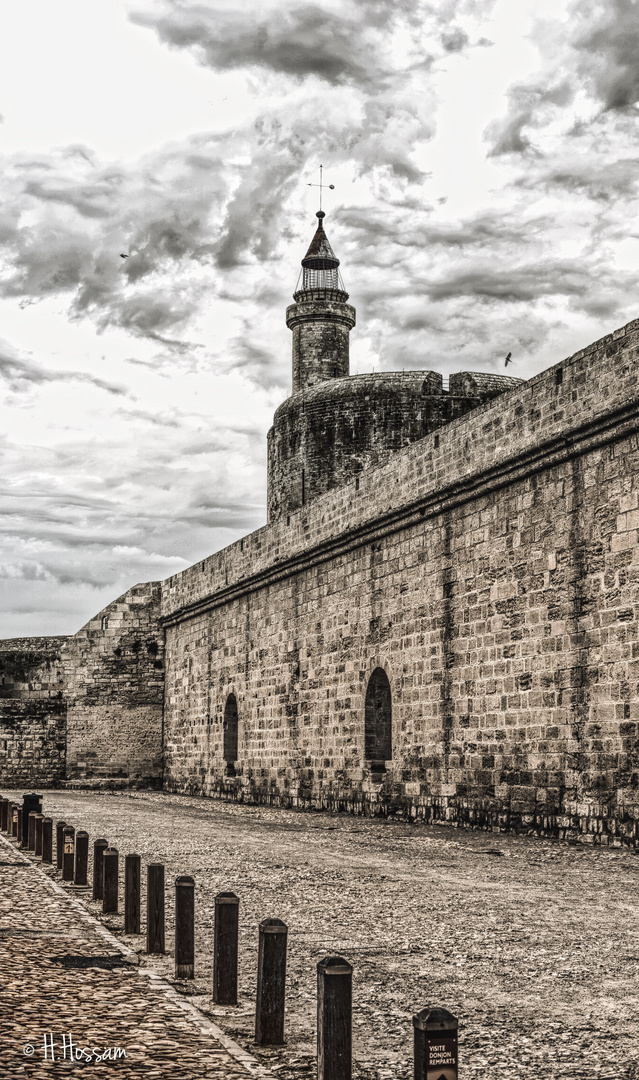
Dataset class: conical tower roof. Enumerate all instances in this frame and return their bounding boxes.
[296,211,346,293]
[302,211,340,269]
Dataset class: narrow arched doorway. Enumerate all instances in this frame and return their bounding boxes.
[223,693,238,777]
[364,668,392,772]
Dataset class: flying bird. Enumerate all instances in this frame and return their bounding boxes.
[120,253,129,259]
[504,352,512,366]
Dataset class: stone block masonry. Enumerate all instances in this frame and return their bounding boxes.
[64,582,165,786]
[0,636,68,786]
[161,317,639,843]
[0,584,165,788]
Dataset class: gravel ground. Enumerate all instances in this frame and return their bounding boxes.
[5,788,639,1080]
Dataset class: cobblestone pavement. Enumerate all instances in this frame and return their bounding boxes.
[3,789,639,1080]
[0,826,273,1079]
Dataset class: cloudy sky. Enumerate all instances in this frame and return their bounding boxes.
[1,0,638,637]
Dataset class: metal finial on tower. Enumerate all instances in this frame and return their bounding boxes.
[307,164,334,213]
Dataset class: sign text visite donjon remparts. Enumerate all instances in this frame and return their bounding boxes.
[427,1035,457,1080]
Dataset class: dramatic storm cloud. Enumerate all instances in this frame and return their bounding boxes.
[1,0,639,635]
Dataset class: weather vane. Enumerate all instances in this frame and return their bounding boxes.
[307,164,334,212]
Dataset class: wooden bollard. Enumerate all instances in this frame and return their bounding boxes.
[93,839,108,900]
[16,807,22,844]
[125,855,141,935]
[22,793,42,846]
[175,875,195,979]
[56,821,67,869]
[255,919,288,1045]
[12,804,19,838]
[317,955,353,1080]
[34,813,44,856]
[413,1007,458,1080]
[42,818,53,863]
[213,891,239,1004]
[75,831,89,886]
[27,811,37,851]
[147,864,165,954]
[103,848,119,913]
[1,798,8,832]
[62,826,75,882]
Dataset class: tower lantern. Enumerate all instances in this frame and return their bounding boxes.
[286,211,356,394]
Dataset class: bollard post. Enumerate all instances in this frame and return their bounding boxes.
[16,807,23,845]
[27,811,37,851]
[255,919,288,1045]
[147,864,165,954]
[1,798,8,832]
[213,892,239,1005]
[56,821,67,869]
[103,848,119,913]
[413,1007,458,1080]
[125,855,141,935]
[175,876,195,979]
[42,817,53,863]
[22,793,42,846]
[93,839,108,900]
[34,813,44,856]
[317,955,353,1080]
[75,830,89,886]
[12,804,19,838]
[62,826,75,882]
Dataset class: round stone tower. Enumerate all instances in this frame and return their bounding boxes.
[286,210,356,393]
[267,212,524,523]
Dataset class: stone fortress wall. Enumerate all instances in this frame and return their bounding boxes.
[0,583,164,789]
[159,318,639,841]
[0,636,68,786]
[63,581,165,786]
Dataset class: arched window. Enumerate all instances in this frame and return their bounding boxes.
[364,668,392,771]
[223,693,238,776]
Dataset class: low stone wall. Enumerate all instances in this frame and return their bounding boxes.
[164,777,639,847]
[0,637,68,786]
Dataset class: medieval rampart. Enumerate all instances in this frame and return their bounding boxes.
[0,636,68,785]
[161,317,639,843]
[0,583,165,789]
[63,582,165,786]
